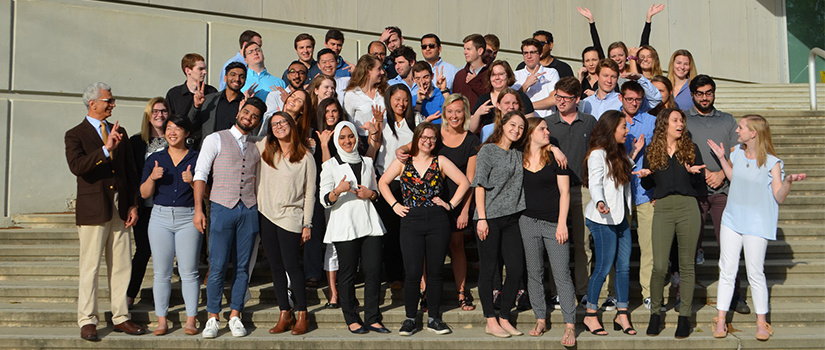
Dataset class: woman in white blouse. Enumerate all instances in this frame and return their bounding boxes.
[344,54,387,139]
[319,121,386,334]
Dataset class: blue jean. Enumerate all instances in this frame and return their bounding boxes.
[147,205,201,317]
[206,202,259,314]
[585,218,631,310]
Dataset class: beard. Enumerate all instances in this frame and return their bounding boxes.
[694,100,714,114]
[236,119,256,133]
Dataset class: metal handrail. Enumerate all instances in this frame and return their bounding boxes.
[808,47,825,110]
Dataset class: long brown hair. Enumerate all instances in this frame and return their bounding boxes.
[308,74,336,107]
[522,117,554,168]
[582,110,632,188]
[646,108,696,171]
[346,54,388,93]
[741,114,777,168]
[284,89,311,142]
[483,110,528,149]
[262,111,309,168]
[638,45,663,76]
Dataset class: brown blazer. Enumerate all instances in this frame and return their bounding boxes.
[64,118,140,225]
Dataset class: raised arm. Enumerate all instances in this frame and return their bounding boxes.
[577,7,605,58]
[642,4,665,46]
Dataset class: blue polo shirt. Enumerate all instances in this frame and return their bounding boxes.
[242,68,287,101]
[218,52,245,91]
[623,110,656,205]
[142,149,199,207]
[412,87,445,124]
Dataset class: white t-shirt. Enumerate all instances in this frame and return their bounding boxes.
[512,65,560,118]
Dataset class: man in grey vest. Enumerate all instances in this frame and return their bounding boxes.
[193,97,267,339]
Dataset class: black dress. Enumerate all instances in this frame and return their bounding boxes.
[437,132,481,231]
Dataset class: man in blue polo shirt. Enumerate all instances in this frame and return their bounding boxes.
[218,30,260,91]
[412,61,445,124]
[240,41,286,102]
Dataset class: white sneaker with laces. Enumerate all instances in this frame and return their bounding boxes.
[202,317,219,339]
[229,316,247,337]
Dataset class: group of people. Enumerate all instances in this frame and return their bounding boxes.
[64,4,806,345]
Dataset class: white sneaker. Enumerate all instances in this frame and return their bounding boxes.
[696,249,705,265]
[229,316,247,337]
[202,317,219,339]
[643,297,651,310]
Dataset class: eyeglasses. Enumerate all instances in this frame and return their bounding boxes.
[693,90,715,97]
[491,72,508,78]
[554,94,576,102]
[623,97,644,103]
[151,109,168,115]
[522,50,540,56]
[288,69,308,75]
[537,41,550,45]
[419,136,437,143]
[271,119,290,129]
[96,98,116,105]
[421,44,437,50]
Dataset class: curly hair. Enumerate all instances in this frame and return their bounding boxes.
[582,110,632,188]
[646,108,696,171]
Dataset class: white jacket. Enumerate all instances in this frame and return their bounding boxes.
[585,149,633,225]
[319,156,385,243]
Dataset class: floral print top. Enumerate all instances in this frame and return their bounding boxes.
[400,157,442,208]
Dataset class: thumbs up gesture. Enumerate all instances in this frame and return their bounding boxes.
[149,161,164,180]
[182,164,193,183]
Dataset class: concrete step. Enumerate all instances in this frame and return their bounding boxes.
[12,213,75,229]
[704,279,825,303]
[0,322,823,350]
[0,228,78,244]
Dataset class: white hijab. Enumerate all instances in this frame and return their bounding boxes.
[333,121,362,164]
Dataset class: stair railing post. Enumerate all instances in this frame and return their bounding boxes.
[809,47,825,111]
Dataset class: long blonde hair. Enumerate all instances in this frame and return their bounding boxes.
[740,114,777,168]
[666,49,698,85]
[140,97,169,144]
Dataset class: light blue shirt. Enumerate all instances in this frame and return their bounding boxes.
[388,76,416,95]
[674,78,693,110]
[218,52,245,91]
[721,145,784,240]
[242,68,287,101]
[623,111,656,205]
[429,58,458,92]
[580,76,662,119]
[85,116,111,158]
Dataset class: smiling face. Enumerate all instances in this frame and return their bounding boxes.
[236,104,262,133]
[609,47,626,71]
[150,102,168,130]
[502,114,525,143]
[269,114,291,140]
[614,119,628,144]
[367,63,385,86]
[421,37,440,61]
[490,65,508,90]
[286,63,307,89]
[597,67,618,93]
[89,89,115,119]
[666,111,685,141]
[673,55,691,79]
[164,121,189,148]
[584,50,600,74]
[296,39,314,63]
[498,92,519,114]
[318,53,337,76]
[412,69,431,93]
[443,99,465,130]
[324,103,341,128]
[225,67,246,92]
[417,127,437,155]
[736,118,757,144]
[315,78,335,101]
[390,89,409,118]
[638,48,653,71]
[337,125,356,153]
[530,120,550,147]
[284,90,307,116]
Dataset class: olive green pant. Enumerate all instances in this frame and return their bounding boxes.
[649,195,701,317]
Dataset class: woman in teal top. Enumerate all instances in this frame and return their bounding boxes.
[708,115,806,342]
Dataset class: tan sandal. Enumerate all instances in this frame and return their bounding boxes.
[712,317,728,338]
[561,327,576,347]
[756,322,773,341]
[528,321,546,336]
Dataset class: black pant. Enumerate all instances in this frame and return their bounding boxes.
[303,202,327,281]
[477,214,524,319]
[375,180,404,282]
[127,205,152,298]
[400,206,451,319]
[260,214,307,311]
[335,236,383,326]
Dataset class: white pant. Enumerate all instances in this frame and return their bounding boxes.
[717,224,769,315]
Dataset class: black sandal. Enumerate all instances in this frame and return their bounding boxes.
[583,312,607,336]
[458,291,475,311]
[613,310,636,335]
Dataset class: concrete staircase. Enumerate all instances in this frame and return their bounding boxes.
[0,85,824,348]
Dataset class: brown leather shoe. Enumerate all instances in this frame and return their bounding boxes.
[80,324,99,341]
[291,311,308,335]
[113,320,148,335]
[269,310,294,334]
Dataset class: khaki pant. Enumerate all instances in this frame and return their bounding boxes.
[633,201,655,299]
[569,185,592,296]
[77,193,132,327]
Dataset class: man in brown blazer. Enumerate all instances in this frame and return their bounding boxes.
[64,82,147,341]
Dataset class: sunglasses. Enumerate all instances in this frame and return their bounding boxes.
[421,44,438,50]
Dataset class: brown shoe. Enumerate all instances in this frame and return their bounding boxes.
[80,324,99,341]
[113,320,148,335]
[291,311,308,335]
[269,310,294,334]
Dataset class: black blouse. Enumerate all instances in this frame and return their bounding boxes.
[641,143,705,199]
[523,160,571,223]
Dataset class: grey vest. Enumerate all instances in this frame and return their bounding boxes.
[210,129,259,209]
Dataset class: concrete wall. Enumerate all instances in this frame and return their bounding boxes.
[0,0,787,220]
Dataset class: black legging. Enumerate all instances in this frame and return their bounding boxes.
[476,213,524,319]
[375,180,405,282]
[400,206,452,319]
[335,236,383,326]
[259,214,307,311]
[127,205,152,298]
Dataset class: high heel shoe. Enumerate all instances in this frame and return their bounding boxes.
[756,321,773,341]
[646,314,661,336]
[583,312,607,336]
[674,315,691,339]
[612,310,636,335]
[269,310,294,334]
[712,317,728,338]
